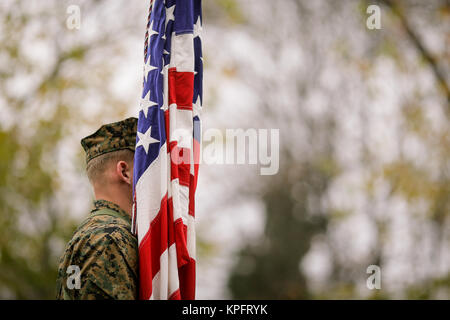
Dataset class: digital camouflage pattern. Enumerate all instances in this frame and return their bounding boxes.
[80,117,138,164]
[56,200,138,300]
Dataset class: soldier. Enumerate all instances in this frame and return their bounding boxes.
[56,117,138,300]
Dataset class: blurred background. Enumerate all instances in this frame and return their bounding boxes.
[0,0,449,299]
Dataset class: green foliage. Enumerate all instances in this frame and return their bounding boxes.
[0,0,448,300]
[228,159,333,299]
[0,123,78,298]
[216,0,246,24]
[228,0,449,300]
[203,0,246,26]
[0,0,134,299]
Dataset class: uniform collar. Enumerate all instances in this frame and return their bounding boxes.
[91,199,131,225]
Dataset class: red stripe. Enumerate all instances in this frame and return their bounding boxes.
[174,218,190,268]
[164,109,170,144]
[189,174,196,217]
[138,192,194,299]
[179,259,196,300]
[169,142,191,187]
[168,68,194,109]
[138,235,152,299]
[178,159,190,187]
[188,139,200,217]
[138,193,174,299]
[169,289,181,300]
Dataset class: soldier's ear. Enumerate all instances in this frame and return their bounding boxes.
[116,160,132,185]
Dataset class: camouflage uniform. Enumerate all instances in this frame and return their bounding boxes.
[80,117,138,164]
[56,117,139,300]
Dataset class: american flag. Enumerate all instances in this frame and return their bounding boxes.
[132,0,202,300]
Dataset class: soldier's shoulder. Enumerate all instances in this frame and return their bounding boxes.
[56,212,138,300]
[76,214,135,242]
[61,214,137,264]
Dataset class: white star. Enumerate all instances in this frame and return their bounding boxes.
[165,5,176,30]
[143,58,158,82]
[148,20,159,38]
[140,90,158,118]
[136,126,159,154]
[193,16,202,39]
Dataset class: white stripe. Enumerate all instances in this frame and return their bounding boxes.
[170,179,189,225]
[190,139,195,175]
[171,178,181,221]
[149,245,179,300]
[136,143,168,245]
[179,184,190,225]
[167,149,172,199]
[150,247,168,300]
[167,244,179,297]
[170,33,195,72]
[162,64,169,111]
[169,105,193,148]
[187,214,196,259]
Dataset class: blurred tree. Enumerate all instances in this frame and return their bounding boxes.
[227,0,449,299]
[0,0,144,298]
[0,0,448,300]
[229,158,334,299]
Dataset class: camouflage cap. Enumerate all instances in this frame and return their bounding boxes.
[81,117,138,164]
